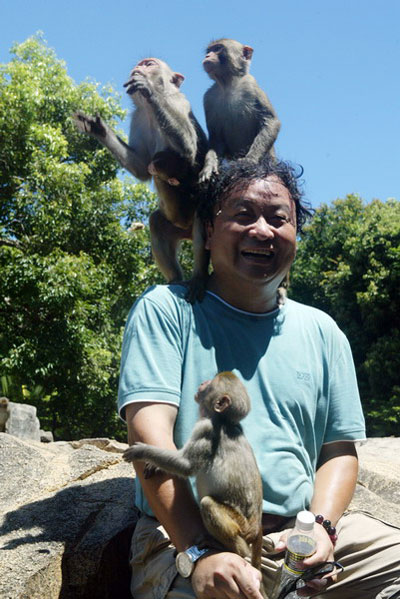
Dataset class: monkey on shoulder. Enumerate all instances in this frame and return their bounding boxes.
[73,58,208,290]
[200,38,281,182]
[123,372,263,569]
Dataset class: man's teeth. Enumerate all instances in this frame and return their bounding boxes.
[243,249,273,256]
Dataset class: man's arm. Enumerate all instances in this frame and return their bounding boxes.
[126,402,264,599]
[306,440,358,563]
[126,402,205,549]
[274,441,358,594]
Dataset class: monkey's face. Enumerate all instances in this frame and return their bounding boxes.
[124,58,184,96]
[203,40,253,80]
[205,176,297,297]
[203,43,225,76]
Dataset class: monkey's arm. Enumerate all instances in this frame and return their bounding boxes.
[147,94,201,164]
[124,417,214,476]
[124,442,196,477]
[245,101,281,162]
[73,112,150,180]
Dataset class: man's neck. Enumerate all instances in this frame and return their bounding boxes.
[206,275,283,314]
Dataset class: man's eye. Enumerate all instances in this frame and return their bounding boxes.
[269,215,289,225]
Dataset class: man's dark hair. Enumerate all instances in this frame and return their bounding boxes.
[197,156,313,233]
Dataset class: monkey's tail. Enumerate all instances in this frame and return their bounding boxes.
[251,527,263,571]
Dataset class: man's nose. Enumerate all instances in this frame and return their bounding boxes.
[248,216,274,239]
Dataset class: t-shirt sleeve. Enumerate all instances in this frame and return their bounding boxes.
[117,291,184,420]
[323,330,366,443]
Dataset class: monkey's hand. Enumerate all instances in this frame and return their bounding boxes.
[198,148,220,184]
[123,442,150,463]
[143,462,163,479]
[185,274,208,304]
[73,112,107,139]
[123,74,152,99]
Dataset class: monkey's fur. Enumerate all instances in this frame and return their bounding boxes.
[73,58,208,291]
[123,372,263,569]
[200,38,280,183]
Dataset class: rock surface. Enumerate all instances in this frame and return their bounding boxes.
[0,434,137,599]
[4,402,41,441]
[0,435,399,599]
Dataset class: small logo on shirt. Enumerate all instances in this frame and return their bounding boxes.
[296,371,311,382]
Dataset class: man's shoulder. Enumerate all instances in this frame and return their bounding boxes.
[286,298,340,331]
[139,283,187,304]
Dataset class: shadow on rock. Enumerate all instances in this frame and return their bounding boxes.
[1,477,139,599]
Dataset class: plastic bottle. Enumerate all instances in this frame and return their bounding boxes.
[272,510,317,599]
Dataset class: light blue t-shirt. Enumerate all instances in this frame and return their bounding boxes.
[118,284,365,517]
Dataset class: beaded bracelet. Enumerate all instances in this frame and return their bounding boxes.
[315,514,338,545]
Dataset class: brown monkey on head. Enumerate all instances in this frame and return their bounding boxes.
[73,58,208,291]
[123,371,263,570]
[199,38,281,183]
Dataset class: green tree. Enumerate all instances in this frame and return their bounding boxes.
[290,195,400,436]
[0,34,163,440]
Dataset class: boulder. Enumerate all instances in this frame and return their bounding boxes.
[0,433,137,599]
[5,401,41,442]
[0,435,399,599]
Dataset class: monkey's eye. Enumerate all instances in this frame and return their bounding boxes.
[208,45,223,53]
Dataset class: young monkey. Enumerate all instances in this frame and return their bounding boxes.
[123,372,263,569]
[199,38,281,183]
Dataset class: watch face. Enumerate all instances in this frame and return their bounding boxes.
[176,552,193,578]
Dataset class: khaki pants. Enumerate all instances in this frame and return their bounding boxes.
[129,511,400,599]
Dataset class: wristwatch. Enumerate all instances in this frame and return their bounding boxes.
[175,545,211,578]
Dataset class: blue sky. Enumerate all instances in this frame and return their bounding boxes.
[1,0,399,208]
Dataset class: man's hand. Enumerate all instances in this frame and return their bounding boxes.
[273,524,335,595]
[191,552,264,599]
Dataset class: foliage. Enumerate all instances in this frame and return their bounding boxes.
[290,194,400,436]
[0,34,164,440]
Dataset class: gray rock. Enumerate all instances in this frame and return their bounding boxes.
[69,437,128,453]
[350,437,400,525]
[40,430,54,443]
[0,433,137,599]
[5,402,40,442]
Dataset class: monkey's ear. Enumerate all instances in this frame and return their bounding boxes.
[172,72,185,88]
[242,46,254,61]
[214,395,231,413]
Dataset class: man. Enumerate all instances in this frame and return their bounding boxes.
[118,157,400,599]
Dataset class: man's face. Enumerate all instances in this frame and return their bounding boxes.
[205,176,297,289]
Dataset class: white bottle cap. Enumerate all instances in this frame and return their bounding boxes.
[295,510,315,531]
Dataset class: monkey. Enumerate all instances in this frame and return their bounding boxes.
[148,149,192,187]
[123,371,263,569]
[73,58,209,291]
[199,39,281,183]
[199,40,288,300]
[0,397,10,432]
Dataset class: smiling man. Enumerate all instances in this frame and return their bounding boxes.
[118,157,400,599]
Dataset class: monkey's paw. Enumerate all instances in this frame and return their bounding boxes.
[123,442,148,463]
[198,163,218,185]
[73,111,107,138]
[185,275,208,304]
[143,463,163,479]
